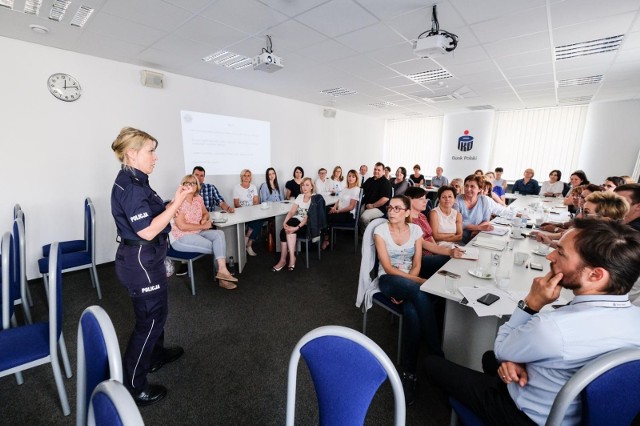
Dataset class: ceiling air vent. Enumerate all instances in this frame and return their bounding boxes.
[555,35,623,60]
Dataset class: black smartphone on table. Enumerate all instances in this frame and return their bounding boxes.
[477,293,500,306]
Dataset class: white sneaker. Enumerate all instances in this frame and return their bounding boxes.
[246,246,257,256]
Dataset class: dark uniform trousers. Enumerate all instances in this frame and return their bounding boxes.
[115,239,169,392]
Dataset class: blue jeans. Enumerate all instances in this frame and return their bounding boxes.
[172,230,226,273]
[378,274,443,374]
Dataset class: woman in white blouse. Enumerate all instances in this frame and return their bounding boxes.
[329,165,345,195]
[233,169,261,256]
[272,177,314,271]
[429,186,463,243]
[540,170,564,197]
[321,169,360,250]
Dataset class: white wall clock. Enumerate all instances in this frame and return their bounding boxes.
[47,73,82,102]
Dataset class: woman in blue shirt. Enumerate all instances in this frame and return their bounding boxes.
[453,175,494,243]
[259,167,283,202]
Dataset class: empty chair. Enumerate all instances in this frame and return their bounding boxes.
[286,325,405,426]
[77,305,124,426]
[0,242,72,416]
[87,380,144,426]
[42,197,92,256]
[331,188,363,253]
[38,198,101,299]
[547,347,640,426]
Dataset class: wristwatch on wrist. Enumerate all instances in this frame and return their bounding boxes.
[518,299,538,315]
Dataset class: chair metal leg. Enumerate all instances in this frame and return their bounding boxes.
[188,261,196,296]
[58,334,73,378]
[305,240,309,269]
[26,282,33,307]
[50,355,71,416]
[330,228,335,251]
[362,309,368,335]
[91,265,102,299]
[397,316,403,365]
[14,371,24,385]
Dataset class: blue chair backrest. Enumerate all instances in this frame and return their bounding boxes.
[91,391,125,426]
[300,335,388,426]
[12,217,23,297]
[51,244,64,340]
[81,311,113,415]
[582,358,640,425]
[85,198,93,253]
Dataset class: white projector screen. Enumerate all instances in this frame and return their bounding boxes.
[181,110,271,175]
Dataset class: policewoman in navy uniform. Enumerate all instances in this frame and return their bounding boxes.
[110,127,191,406]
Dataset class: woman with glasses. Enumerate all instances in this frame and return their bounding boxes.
[329,166,345,195]
[373,195,443,405]
[233,169,261,257]
[453,175,494,243]
[541,169,564,197]
[171,175,238,290]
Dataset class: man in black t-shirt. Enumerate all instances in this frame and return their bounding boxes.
[360,162,392,228]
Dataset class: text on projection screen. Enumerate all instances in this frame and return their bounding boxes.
[181,110,271,175]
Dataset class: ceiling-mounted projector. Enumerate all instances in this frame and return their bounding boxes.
[413,4,459,58]
[413,34,451,57]
[252,52,283,73]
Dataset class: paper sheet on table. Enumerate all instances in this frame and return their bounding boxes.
[471,237,506,251]
[481,226,509,236]
[492,217,512,226]
[459,287,571,317]
[458,287,517,317]
[459,246,479,260]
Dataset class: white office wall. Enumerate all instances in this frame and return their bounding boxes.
[578,100,640,184]
[0,36,384,279]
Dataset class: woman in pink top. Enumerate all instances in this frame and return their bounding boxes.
[170,175,238,290]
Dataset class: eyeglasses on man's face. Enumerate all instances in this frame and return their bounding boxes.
[387,205,407,213]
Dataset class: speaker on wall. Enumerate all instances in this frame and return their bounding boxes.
[141,70,164,89]
[323,108,336,118]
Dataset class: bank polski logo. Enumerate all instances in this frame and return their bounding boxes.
[457,130,473,152]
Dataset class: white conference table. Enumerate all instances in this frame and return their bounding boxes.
[215,195,337,274]
[420,195,572,371]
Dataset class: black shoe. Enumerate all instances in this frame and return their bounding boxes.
[175,264,188,276]
[133,384,167,407]
[150,346,184,373]
[401,372,417,406]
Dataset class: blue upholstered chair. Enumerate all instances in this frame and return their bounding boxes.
[87,380,144,426]
[38,198,101,299]
[42,197,92,256]
[166,247,205,295]
[77,306,124,426]
[0,242,72,416]
[331,188,363,253]
[286,325,405,426]
[547,347,640,426]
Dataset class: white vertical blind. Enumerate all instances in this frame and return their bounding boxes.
[489,106,588,181]
[383,117,444,175]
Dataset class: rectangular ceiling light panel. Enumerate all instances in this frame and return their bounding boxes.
[202,50,252,70]
[70,5,94,27]
[49,0,71,21]
[406,68,453,83]
[320,88,357,97]
[24,0,42,14]
[0,0,14,9]
[557,75,603,87]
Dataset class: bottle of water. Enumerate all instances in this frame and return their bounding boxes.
[497,245,513,290]
[228,256,235,275]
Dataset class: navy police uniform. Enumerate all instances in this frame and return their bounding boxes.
[111,166,170,393]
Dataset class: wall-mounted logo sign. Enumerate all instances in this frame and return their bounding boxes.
[458,130,473,152]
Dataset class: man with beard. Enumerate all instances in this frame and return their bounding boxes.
[423,218,640,425]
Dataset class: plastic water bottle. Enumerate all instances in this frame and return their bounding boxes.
[497,246,513,290]
[228,256,235,275]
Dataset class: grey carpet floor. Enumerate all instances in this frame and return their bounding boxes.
[1,233,451,425]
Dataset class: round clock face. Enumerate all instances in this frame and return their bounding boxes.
[47,73,82,102]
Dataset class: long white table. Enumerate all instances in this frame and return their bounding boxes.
[215,195,338,274]
[420,195,572,371]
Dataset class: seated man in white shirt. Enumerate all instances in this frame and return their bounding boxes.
[424,218,640,425]
[430,166,449,187]
[314,168,332,195]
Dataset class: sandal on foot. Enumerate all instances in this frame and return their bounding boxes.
[215,273,238,282]
[219,280,237,290]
